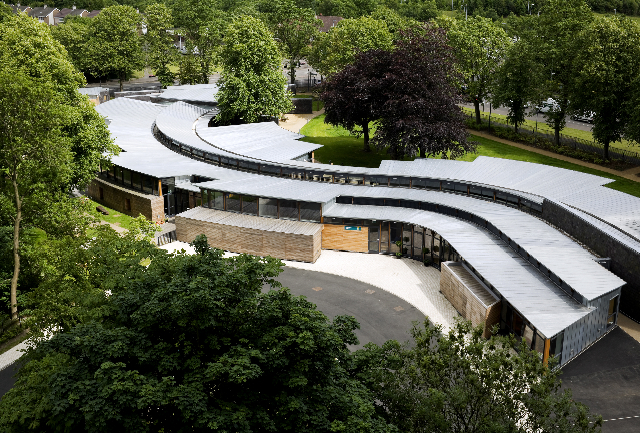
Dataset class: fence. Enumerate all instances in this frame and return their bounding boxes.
[465,112,640,166]
[156,230,177,246]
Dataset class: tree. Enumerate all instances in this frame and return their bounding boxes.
[216,15,293,124]
[265,0,322,84]
[398,0,438,22]
[144,3,178,88]
[85,5,144,92]
[0,14,117,321]
[321,49,391,152]
[51,17,91,73]
[0,235,397,433]
[438,15,511,125]
[571,16,640,160]
[371,25,474,159]
[369,6,419,38]
[535,0,593,146]
[170,0,226,84]
[491,36,541,134]
[307,16,394,77]
[357,319,603,433]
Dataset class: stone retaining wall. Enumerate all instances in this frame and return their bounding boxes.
[88,178,165,222]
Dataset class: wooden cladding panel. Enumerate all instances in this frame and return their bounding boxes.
[322,225,369,253]
[441,262,501,338]
[176,214,321,263]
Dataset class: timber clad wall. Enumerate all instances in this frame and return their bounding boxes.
[440,262,501,338]
[322,224,369,253]
[88,178,164,222]
[176,207,322,263]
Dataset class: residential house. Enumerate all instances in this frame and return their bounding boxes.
[55,6,89,25]
[316,15,343,32]
[28,5,60,25]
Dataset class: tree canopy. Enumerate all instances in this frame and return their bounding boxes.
[216,15,293,124]
[570,15,640,159]
[85,5,144,92]
[307,16,393,77]
[0,234,396,433]
[370,25,473,159]
[144,3,178,88]
[357,319,602,433]
[0,13,117,320]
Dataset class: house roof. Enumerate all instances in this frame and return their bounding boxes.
[28,6,58,17]
[315,15,343,32]
[58,8,87,17]
[86,9,100,18]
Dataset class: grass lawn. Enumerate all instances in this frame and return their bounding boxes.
[461,107,640,152]
[301,114,640,198]
[84,198,136,231]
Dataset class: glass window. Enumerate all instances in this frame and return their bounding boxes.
[321,173,334,183]
[535,332,545,357]
[402,225,411,256]
[523,325,535,348]
[469,185,483,197]
[279,200,298,220]
[132,172,141,190]
[108,165,114,178]
[549,332,564,360]
[242,195,258,215]
[210,191,224,210]
[512,312,524,336]
[389,177,410,188]
[226,193,241,212]
[336,196,352,204]
[300,202,321,222]
[608,295,619,326]
[259,198,278,218]
[143,176,153,194]
[380,222,389,253]
[354,197,384,206]
[202,190,210,208]
[114,166,123,183]
[364,176,388,186]
[454,183,468,194]
[347,175,363,185]
[413,227,424,260]
[323,217,342,224]
[123,169,131,186]
[334,173,348,184]
[261,165,281,177]
[384,199,402,207]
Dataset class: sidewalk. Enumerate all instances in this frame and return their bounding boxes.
[280,108,324,134]
[470,129,640,182]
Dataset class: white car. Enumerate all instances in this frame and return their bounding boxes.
[536,98,559,113]
[571,111,595,123]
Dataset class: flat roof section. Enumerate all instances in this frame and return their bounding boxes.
[156,84,219,104]
[322,203,593,338]
[178,207,322,236]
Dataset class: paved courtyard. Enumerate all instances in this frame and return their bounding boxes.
[161,242,458,331]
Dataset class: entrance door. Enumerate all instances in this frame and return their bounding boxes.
[380,222,389,253]
[368,223,380,253]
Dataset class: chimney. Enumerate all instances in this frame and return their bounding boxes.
[44,4,47,8]
[72,4,76,9]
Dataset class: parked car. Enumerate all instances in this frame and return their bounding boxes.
[535,98,560,113]
[571,111,595,123]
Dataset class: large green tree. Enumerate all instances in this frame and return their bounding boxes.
[85,5,144,92]
[51,17,91,73]
[535,0,593,146]
[308,16,394,77]
[265,0,322,84]
[0,234,396,433]
[371,25,473,160]
[438,15,511,125]
[571,15,640,160]
[216,15,293,124]
[144,3,178,88]
[357,319,602,433]
[0,14,117,321]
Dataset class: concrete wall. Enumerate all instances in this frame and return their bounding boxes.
[322,224,369,253]
[88,178,165,222]
[175,214,322,263]
[542,199,639,320]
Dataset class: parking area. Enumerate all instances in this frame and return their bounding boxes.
[561,326,640,433]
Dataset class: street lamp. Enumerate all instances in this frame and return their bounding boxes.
[528,2,534,14]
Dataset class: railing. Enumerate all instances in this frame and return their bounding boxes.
[156,230,177,246]
[465,112,640,165]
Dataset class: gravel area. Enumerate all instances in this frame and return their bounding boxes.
[160,242,458,330]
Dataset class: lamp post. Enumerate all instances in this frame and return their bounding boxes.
[528,2,534,14]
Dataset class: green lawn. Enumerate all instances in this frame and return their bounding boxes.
[84,198,136,231]
[301,114,640,198]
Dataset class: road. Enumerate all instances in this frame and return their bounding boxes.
[460,101,594,132]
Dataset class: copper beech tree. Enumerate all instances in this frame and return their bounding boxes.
[322,25,474,160]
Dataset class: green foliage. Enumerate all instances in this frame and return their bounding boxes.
[370,6,420,36]
[216,15,293,123]
[144,3,178,88]
[437,15,511,123]
[571,15,640,158]
[308,16,393,76]
[0,235,396,433]
[397,0,439,21]
[51,17,91,73]
[264,0,322,84]
[85,5,145,91]
[356,319,603,433]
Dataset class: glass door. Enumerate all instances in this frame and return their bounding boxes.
[380,222,389,254]
[368,223,380,253]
